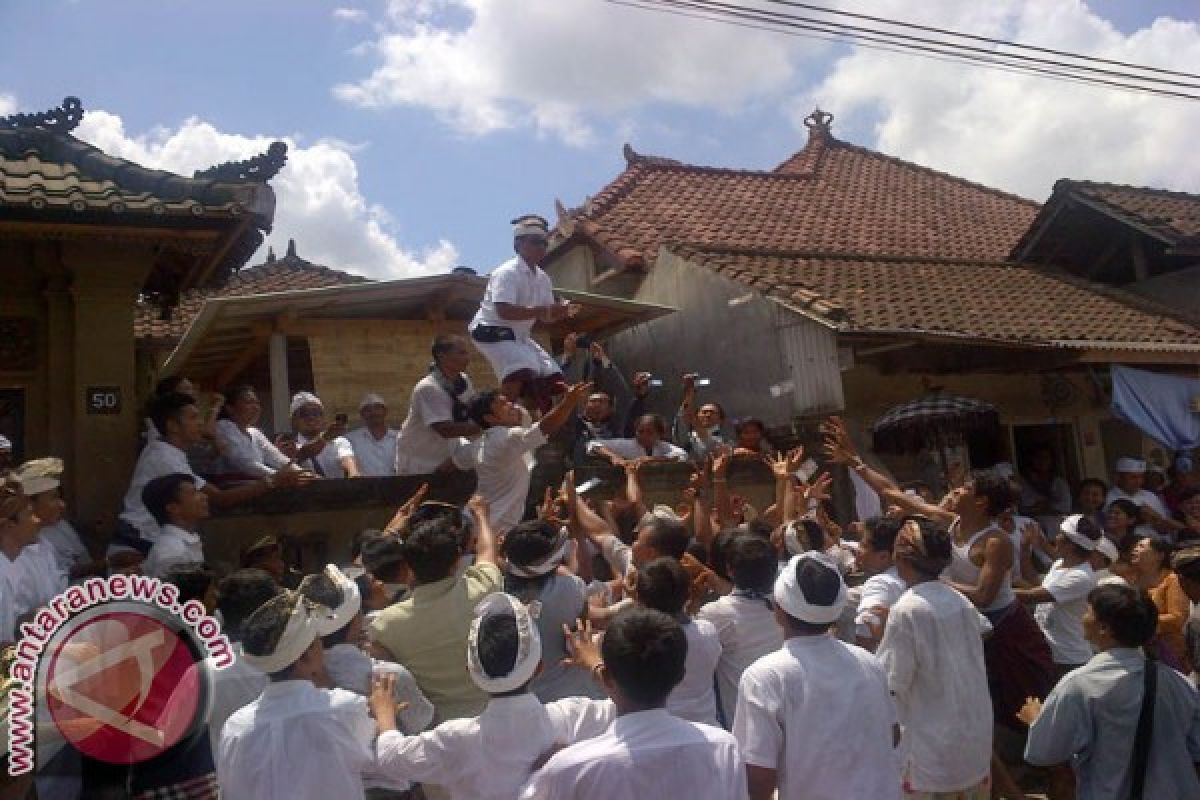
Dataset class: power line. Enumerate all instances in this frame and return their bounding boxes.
[762,0,1200,81]
[632,0,1200,96]
[603,0,1200,101]
[605,0,1176,98]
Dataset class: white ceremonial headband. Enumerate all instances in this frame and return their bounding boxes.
[1059,514,1099,553]
[774,552,847,625]
[507,528,569,579]
[316,564,362,636]
[241,593,337,674]
[466,593,543,694]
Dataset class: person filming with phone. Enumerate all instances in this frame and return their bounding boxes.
[290,391,360,479]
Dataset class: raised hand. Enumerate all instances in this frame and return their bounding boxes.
[820,416,858,466]
[712,446,732,478]
[802,472,833,505]
[1016,696,1042,727]
[561,620,603,675]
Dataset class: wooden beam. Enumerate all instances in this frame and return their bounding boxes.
[0,220,222,241]
[1130,234,1150,282]
[426,289,451,322]
[215,334,272,388]
[185,216,252,292]
[1075,349,1200,366]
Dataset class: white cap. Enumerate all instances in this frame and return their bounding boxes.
[14,457,63,496]
[1059,514,1099,552]
[289,391,323,416]
[0,435,11,451]
[773,552,847,625]
[1115,457,1146,474]
[313,565,362,636]
[241,592,337,675]
[359,393,386,411]
[507,527,570,579]
[511,214,549,239]
[466,593,543,693]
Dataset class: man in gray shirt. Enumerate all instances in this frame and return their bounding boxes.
[1022,583,1200,799]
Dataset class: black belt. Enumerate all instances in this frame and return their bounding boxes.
[471,324,516,343]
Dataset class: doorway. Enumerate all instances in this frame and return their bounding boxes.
[1011,422,1081,490]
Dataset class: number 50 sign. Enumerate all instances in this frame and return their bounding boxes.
[86,386,122,415]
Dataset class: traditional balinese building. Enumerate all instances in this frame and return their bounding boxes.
[0,96,285,525]
[543,110,1200,486]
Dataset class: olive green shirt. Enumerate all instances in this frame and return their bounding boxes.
[370,561,503,723]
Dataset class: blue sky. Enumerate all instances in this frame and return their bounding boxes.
[2,0,1197,278]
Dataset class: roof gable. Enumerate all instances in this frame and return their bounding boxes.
[135,242,368,344]
[555,110,1039,272]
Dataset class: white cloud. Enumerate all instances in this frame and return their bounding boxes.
[798,0,1200,198]
[334,0,822,145]
[74,111,458,279]
[332,7,368,22]
[333,0,1200,198]
[0,93,15,115]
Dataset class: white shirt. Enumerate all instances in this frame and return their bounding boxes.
[734,636,901,800]
[457,421,548,535]
[143,524,205,579]
[471,256,556,340]
[1036,560,1097,666]
[1105,486,1168,518]
[38,521,89,573]
[346,426,399,477]
[322,643,434,733]
[377,692,615,800]
[520,709,747,800]
[396,372,476,475]
[295,433,355,479]
[12,540,66,618]
[218,680,375,800]
[0,553,23,643]
[697,593,783,725]
[668,619,722,727]
[856,566,907,639]
[120,440,207,541]
[214,419,291,477]
[206,644,267,758]
[587,438,688,462]
[876,582,993,793]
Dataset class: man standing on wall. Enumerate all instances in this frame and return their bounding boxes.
[469,215,578,410]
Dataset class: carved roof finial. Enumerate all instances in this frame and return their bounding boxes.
[803,108,834,136]
[286,238,297,259]
[193,140,288,183]
[0,96,85,132]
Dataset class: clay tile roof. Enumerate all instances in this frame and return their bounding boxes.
[553,111,1040,271]
[135,244,368,345]
[1058,180,1200,244]
[672,245,1200,351]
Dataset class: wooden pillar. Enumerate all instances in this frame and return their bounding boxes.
[62,242,155,532]
[1130,235,1150,282]
[269,332,290,435]
[37,243,75,467]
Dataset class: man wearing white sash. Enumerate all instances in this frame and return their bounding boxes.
[734,552,902,800]
[216,590,376,800]
[370,593,614,800]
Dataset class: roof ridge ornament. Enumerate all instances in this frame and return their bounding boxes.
[193,141,288,183]
[803,108,834,134]
[0,96,84,132]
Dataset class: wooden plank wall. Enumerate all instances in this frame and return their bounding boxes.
[306,319,552,420]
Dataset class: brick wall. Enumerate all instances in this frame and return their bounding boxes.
[305,319,551,421]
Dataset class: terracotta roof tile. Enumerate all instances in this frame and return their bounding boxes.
[135,251,367,344]
[673,245,1200,351]
[557,123,1039,271]
[1061,180,1200,244]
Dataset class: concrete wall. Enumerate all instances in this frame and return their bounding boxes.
[304,319,551,423]
[545,246,843,425]
[840,363,1137,485]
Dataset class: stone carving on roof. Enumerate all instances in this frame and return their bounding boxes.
[803,108,834,133]
[193,141,288,183]
[0,96,84,132]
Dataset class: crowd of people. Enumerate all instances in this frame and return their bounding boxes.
[2,214,1200,800]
